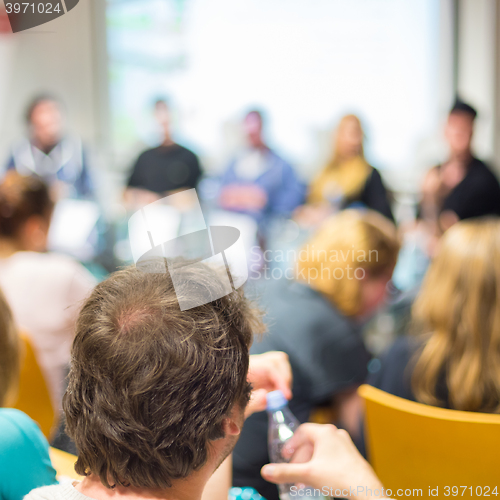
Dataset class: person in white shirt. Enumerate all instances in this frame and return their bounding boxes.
[0,172,95,409]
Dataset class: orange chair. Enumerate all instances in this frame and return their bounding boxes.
[49,447,80,481]
[359,385,500,498]
[7,334,57,439]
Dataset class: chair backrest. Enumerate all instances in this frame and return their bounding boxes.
[49,447,80,481]
[8,334,57,439]
[359,384,500,496]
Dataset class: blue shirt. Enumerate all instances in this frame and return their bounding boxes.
[219,148,306,224]
[5,137,93,199]
[0,409,57,500]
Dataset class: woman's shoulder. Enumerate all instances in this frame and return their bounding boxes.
[365,166,383,184]
[261,281,364,358]
[0,409,52,469]
[6,251,81,270]
[386,334,418,356]
[266,281,352,327]
[0,408,46,448]
[0,407,38,430]
[360,166,387,196]
[368,336,420,401]
[0,410,57,496]
[9,252,95,284]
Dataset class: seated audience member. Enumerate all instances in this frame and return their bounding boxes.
[304,115,394,224]
[125,99,202,209]
[5,95,93,200]
[370,218,500,413]
[261,424,385,500]
[218,110,306,228]
[0,172,96,409]
[420,99,500,233]
[0,287,57,500]
[25,262,292,500]
[233,209,400,500]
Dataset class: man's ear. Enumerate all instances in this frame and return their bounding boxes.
[222,406,244,437]
[222,417,242,437]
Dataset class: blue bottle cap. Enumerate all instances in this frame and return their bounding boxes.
[266,390,288,411]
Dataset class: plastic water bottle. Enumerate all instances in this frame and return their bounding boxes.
[267,390,300,500]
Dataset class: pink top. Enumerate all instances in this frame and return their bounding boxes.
[0,252,96,409]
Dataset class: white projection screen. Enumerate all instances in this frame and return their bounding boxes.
[107,0,443,189]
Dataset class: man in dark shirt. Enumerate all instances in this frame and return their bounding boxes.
[125,100,202,208]
[421,98,500,232]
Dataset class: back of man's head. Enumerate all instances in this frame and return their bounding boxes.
[64,262,262,489]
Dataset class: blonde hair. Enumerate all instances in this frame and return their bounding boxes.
[296,210,400,316]
[309,115,371,203]
[0,288,19,406]
[412,218,500,413]
[331,114,365,165]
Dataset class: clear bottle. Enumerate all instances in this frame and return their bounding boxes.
[267,390,300,500]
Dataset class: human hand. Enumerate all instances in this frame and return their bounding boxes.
[293,203,334,229]
[439,209,459,233]
[245,352,292,418]
[219,185,268,211]
[261,424,385,500]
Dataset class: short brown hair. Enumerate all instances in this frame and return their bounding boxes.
[64,261,263,489]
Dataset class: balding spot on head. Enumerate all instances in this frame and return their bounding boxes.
[117,307,155,335]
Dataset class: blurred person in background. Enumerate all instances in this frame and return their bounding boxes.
[0,286,57,500]
[420,99,500,235]
[370,218,500,414]
[218,110,306,231]
[5,95,94,200]
[124,99,202,210]
[233,209,400,500]
[299,115,394,227]
[0,172,96,411]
